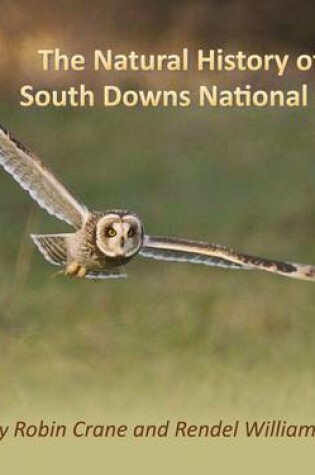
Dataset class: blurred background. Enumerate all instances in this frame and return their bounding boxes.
[1,0,315,98]
[0,0,315,421]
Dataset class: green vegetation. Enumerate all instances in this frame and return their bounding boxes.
[1,107,315,418]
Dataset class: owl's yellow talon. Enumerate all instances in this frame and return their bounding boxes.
[64,261,80,277]
[54,263,87,279]
[77,266,87,278]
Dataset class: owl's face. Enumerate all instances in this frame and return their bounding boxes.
[96,213,143,258]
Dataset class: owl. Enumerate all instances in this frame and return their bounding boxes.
[0,125,314,282]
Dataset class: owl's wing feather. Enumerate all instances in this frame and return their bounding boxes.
[85,268,128,280]
[140,235,315,281]
[31,233,68,266]
[0,126,87,228]
[140,236,250,270]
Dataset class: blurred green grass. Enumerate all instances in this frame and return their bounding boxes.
[0,106,315,418]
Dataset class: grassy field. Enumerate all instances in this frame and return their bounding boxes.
[0,106,315,419]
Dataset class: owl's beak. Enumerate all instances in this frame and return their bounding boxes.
[115,237,125,258]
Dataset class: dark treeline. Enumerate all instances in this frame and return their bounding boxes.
[0,0,314,98]
[1,0,314,50]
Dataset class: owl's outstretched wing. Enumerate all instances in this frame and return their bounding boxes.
[0,126,88,229]
[139,235,315,282]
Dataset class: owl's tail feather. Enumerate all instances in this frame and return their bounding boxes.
[31,233,68,266]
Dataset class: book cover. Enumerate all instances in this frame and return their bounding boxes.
[0,1,314,473]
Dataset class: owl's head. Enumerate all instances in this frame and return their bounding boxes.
[96,212,143,258]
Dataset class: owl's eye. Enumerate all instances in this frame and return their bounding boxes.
[128,227,136,238]
[106,227,117,238]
